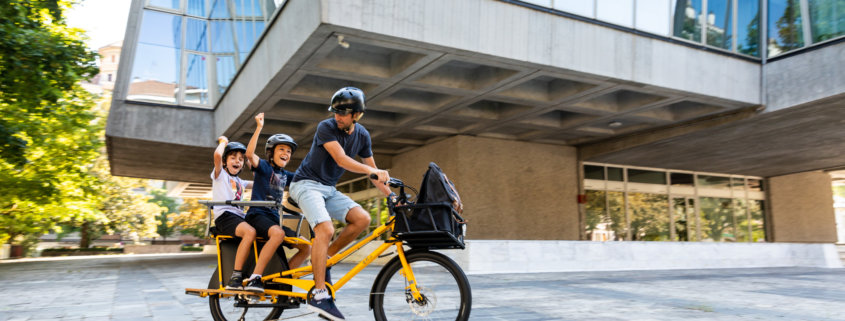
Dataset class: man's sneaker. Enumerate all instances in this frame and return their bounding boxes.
[307,297,345,321]
[244,277,264,293]
[225,274,243,290]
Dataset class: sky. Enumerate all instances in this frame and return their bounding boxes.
[65,0,133,51]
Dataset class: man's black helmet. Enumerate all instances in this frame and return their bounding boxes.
[266,134,297,160]
[329,87,366,115]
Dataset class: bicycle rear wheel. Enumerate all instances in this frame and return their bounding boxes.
[372,250,471,321]
[209,294,283,321]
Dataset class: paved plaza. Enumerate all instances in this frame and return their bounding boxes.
[1,253,844,320]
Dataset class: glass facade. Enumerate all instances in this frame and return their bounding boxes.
[583,163,766,242]
[127,0,282,107]
[516,0,844,59]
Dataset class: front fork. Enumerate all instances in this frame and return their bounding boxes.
[396,245,424,303]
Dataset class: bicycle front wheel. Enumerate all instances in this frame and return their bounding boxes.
[372,250,471,321]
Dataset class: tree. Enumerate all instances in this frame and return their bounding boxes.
[775,0,804,52]
[171,198,210,239]
[149,189,178,242]
[0,0,101,245]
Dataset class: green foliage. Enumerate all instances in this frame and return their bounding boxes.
[149,189,178,240]
[0,0,101,245]
[775,0,805,51]
[171,198,209,239]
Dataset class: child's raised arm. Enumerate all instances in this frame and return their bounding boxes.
[213,136,228,178]
[245,113,264,169]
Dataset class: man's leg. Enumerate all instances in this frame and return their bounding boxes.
[328,206,371,256]
[312,221,334,290]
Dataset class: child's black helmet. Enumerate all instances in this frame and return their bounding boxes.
[222,142,246,175]
[266,134,297,159]
[328,87,366,115]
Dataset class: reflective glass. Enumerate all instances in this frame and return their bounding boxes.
[216,55,236,96]
[186,18,209,52]
[730,177,745,191]
[733,199,749,242]
[210,0,231,18]
[211,21,236,53]
[808,0,845,43]
[607,191,627,240]
[129,44,180,103]
[554,0,595,18]
[673,0,703,42]
[670,172,694,186]
[673,198,696,241]
[748,178,764,191]
[699,197,735,241]
[705,0,733,49]
[768,0,805,56]
[629,193,670,241]
[187,0,207,17]
[737,0,761,56]
[236,21,265,63]
[636,0,671,35]
[584,165,605,180]
[184,54,210,104]
[129,10,182,104]
[148,0,180,10]
[697,175,730,189]
[585,190,615,241]
[596,0,634,27]
[234,0,263,17]
[749,200,766,242]
[607,167,624,182]
[628,169,666,184]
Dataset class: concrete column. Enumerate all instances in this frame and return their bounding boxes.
[767,171,837,243]
[389,135,579,240]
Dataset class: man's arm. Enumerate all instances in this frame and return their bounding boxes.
[213,136,228,179]
[245,113,263,168]
[323,141,389,184]
[363,157,391,197]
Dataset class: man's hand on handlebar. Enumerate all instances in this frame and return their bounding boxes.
[368,169,389,184]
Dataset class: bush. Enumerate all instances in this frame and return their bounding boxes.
[181,245,203,252]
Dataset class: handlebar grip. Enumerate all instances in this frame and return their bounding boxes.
[369,173,379,180]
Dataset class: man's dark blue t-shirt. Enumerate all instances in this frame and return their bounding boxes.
[248,158,294,217]
[293,118,372,186]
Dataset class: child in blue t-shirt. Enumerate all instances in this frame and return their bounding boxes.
[242,113,311,292]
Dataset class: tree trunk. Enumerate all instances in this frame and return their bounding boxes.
[80,221,90,249]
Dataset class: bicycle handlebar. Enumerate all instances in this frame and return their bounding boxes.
[368,173,404,188]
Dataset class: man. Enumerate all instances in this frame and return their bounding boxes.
[289,87,391,320]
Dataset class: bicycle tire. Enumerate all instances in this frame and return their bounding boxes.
[371,250,471,321]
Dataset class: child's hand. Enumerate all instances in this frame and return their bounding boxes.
[255,113,264,128]
[218,136,228,144]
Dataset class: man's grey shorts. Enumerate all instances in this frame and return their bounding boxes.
[289,179,361,228]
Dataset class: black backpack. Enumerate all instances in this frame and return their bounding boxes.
[393,162,466,249]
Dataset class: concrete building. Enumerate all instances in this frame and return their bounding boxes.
[107,0,845,269]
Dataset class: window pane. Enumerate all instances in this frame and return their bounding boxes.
[673,0,703,42]
[734,199,749,242]
[697,175,730,189]
[184,54,210,105]
[187,0,207,16]
[737,0,761,56]
[210,0,230,18]
[749,200,766,242]
[768,0,805,57]
[607,191,627,240]
[211,21,236,53]
[730,177,745,191]
[628,169,666,184]
[129,10,182,104]
[748,178,764,192]
[186,18,208,52]
[607,167,624,182]
[235,20,265,63]
[673,198,696,241]
[706,0,733,49]
[584,165,605,180]
[216,55,236,96]
[597,0,634,27]
[699,197,735,242]
[554,0,595,18]
[629,193,670,241]
[149,0,180,10]
[234,0,263,17]
[585,190,612,241]
[808,0,845,43]
[636,0,670,35]
[670,172,694,186]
